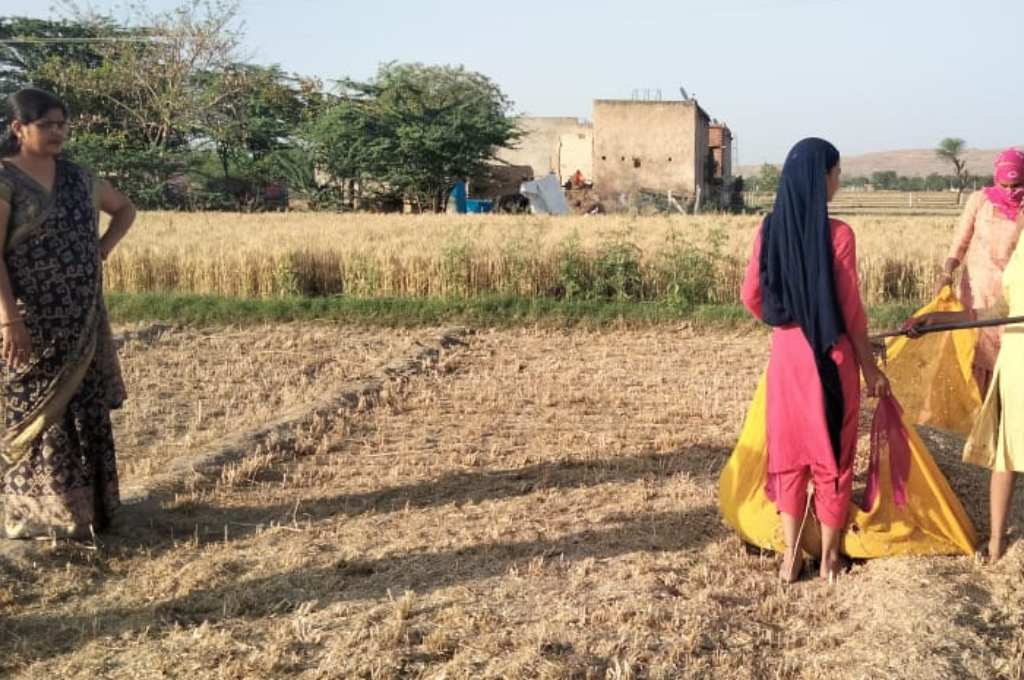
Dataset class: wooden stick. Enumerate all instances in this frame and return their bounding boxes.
[870,315,1024,341]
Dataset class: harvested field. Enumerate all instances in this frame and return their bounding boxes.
[2,326,1023,679]
[110,323,435,482]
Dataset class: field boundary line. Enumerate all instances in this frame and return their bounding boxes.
[119,327,470,506]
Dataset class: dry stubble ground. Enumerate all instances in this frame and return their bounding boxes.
[110,324,431,485]
[2,324,1024,679]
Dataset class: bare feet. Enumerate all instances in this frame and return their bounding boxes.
[819,550,846,583]
[987,536,1006,563]
[779,547,804,583]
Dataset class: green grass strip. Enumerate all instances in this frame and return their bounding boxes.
[105,292,921,331]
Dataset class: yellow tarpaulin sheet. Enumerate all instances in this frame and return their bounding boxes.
[719,374,978,559]
[882,286,982,436]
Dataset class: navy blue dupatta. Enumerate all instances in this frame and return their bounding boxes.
[759,138,845,464]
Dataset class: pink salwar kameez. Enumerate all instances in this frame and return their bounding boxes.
[741,219,868,529]
[947,190,1024,392]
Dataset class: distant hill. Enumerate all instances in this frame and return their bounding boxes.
[738,147,1023,178]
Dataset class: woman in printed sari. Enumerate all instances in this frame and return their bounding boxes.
[937,148,1024,395]
[0,88,135,539]
[741,138,889,582]
[913,208,1024,562]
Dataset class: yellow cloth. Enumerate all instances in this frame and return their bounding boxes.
[882,286,981,436]
[719,374,978,558]
[965,242,1024,470]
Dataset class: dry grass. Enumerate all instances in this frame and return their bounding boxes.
[2,326,1020,678]
[111,323,436,482]
[103,212,958,305]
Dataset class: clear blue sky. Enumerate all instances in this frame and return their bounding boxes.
[6,0,1021,164]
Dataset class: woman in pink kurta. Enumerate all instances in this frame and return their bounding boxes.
[739,138,889,583]
[743,220,866,522]
[938,149,1024,393]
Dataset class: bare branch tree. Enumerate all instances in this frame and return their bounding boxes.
[43,0,244,150]
[935,137,969,204]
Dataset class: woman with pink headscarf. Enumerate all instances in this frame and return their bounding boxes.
[938,148,1024,393]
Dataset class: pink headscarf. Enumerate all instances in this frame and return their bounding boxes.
[983,148,1024,220]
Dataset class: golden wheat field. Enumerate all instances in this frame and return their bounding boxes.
[2,323,1023,679]
[103,212,957,305]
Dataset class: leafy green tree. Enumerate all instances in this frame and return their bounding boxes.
[0,16,115,97]
[729,175,746,213]
[305,62,520,212]
[302,92,384,209]
[198,64,310,179]
[895,175,925,192]
[753,163,780,193]
[967,173,994,191]
[39,0,244,150]
[870,170,898,190]
[23,1,280,209]
[3,9,519,214]
[924,173,948,192]
[935,137,969,203]
[1,12,200,207]
[66,130,186,208]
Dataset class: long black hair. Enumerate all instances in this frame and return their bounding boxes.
[1,88,68,156]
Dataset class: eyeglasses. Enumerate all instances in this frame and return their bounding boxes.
[30,120,69,133]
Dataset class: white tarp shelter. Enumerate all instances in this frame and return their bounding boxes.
[520,173,569,215]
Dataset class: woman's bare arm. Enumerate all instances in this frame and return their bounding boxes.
[936,193,983,293]
[0,199,19,323]
[97,180,136,260]
[0,198,31,366]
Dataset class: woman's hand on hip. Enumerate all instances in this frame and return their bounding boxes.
[2,320,32,369]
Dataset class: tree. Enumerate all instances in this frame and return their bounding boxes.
[753,163,780,193]
[305,62,520,212]
[729,175,746,212]
[19,1,277,208]
[924,173,948,192]
[967,173,994,191]
[702,148,724,210]
[870,170,898,190]
[0,16,113,97]
[190,64,324,209]
[935,137,969,203]
[1,12,197,206]
[41,0,245,150]
[197,64,310,178]
[3,10,520,214]
[302,92,387,209]
[894,175,925,192]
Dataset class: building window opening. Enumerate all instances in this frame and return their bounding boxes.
[633,158,641,169]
